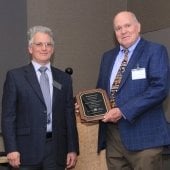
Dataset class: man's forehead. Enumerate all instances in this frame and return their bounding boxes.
[113,15,136,28]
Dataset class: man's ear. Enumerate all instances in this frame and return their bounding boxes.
[28,46,32,54]
[138,22,141,33]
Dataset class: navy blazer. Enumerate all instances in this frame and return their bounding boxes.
[97,38,170,152]
[1,63,79,165]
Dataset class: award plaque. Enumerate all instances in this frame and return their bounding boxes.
[76,89,111,122]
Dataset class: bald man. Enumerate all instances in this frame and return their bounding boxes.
[97,11,170,170]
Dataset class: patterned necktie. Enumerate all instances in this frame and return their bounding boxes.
[39,66,52,131]
[110,49,129,108]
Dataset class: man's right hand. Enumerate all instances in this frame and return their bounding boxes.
[7,151,20,168]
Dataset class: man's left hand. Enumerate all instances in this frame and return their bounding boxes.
[66,152,77,169]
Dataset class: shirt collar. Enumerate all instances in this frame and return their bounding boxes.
[31,60,51,72]
[120,37,141,53]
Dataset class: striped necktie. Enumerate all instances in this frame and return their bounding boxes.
[110,49,129,108]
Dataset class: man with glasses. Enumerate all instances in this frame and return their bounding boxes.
[1,26,79,170]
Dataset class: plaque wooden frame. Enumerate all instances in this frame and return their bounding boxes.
[76,88,111,122]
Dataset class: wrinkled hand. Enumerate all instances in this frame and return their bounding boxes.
[66,152,77,169]
[102,107,122,123]
[7,151,20,168]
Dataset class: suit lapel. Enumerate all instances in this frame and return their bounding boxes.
[118,39,146,90]
[24,63,45,105]
[51,67,62,112]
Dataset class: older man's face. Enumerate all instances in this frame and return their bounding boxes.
[113,12,141,48]
[28,32,54,65]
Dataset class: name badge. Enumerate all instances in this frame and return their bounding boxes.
[131,68,146,80]
[53,80,62,90]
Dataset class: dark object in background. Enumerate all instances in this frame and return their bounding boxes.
[65,67,73,75]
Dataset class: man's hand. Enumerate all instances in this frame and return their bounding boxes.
[75,103,80,114]
[102,107,123,123]
[7,151,20,168]
[66,152,77,169]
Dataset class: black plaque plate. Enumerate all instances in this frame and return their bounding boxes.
[76,89,111,122]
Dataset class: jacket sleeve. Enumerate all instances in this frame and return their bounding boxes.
[1,71,18,153]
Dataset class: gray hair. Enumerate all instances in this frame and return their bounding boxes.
[27,25,54,46]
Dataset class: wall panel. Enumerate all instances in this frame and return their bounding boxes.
[128,0,170,33]
[0,0,28,131]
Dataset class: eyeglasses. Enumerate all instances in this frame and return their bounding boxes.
[32,42,54,48]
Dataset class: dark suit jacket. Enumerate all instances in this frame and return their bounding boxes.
[97,38,170,152]
[1,63,79,166]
